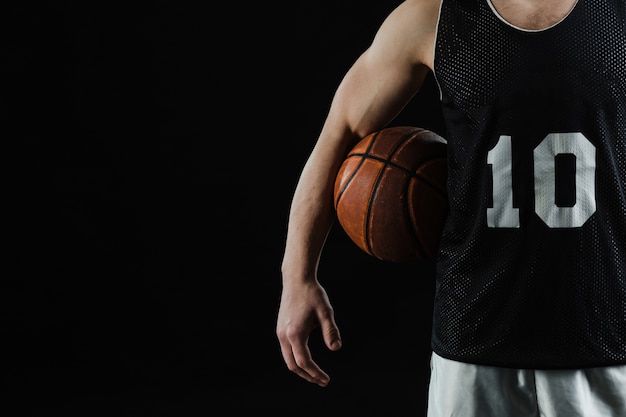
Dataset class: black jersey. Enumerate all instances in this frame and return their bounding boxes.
[432,0,626,368]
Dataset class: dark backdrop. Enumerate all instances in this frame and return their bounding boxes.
[8,1,446,415]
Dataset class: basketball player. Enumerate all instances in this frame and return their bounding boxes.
[277,0,626,415]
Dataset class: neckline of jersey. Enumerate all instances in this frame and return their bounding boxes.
[485,0,580,33]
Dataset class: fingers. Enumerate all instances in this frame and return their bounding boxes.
[283,337,331,387]
[278,321,332,387]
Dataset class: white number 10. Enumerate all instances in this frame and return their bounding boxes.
[487,133,596,229]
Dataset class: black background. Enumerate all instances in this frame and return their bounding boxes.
[8,1,446,415]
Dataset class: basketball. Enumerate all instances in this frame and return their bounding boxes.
[333,126,448,262]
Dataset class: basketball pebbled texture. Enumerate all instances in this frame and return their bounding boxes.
[333,126,448,262]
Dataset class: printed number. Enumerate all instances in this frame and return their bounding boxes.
[487,133,596,228]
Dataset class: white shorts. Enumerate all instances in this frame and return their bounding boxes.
[427,352,626,417]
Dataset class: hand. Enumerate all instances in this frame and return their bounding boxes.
[276,280,342,387]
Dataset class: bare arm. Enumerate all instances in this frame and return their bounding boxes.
[277,0,440,387]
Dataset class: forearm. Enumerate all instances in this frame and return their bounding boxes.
[280,145,343,285]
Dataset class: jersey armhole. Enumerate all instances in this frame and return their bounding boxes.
[432,0,445,102]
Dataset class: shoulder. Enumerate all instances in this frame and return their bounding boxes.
[372,0,442,70]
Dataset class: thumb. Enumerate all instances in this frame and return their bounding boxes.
[320,314,342,351]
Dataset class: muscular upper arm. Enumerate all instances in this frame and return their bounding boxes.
[326,0,441,140]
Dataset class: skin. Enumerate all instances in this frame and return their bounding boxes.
[491,0,579,30]
[277,0,579,388]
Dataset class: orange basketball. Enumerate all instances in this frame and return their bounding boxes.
[333,126,448,262]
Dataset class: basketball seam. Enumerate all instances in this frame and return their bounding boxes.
[397,131,429,261]
[363,131,383,257]
[345,154,447,200]
[334,131,381,211]
[367,129,422,260]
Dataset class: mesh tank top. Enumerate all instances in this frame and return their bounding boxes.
[432,0,626,368]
